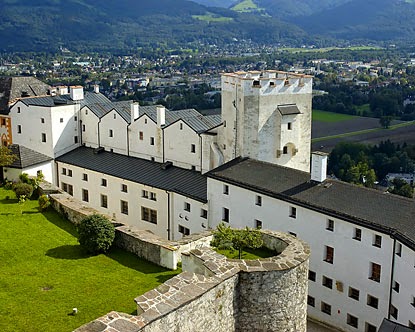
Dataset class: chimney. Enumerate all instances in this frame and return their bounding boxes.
[70,86,84,101]
[131,102,139,123]
[311,151,328,182]
[157,106,166,127]
[93,85,100,94]
[56,86,69,95]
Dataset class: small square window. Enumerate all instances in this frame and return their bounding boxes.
[348,287,360,301]
[184,202,191,212]
[82,173,88,181]
[121,184,128,193]
[60,118,63,123]
[74,136,78,144]
[255,219,262,229]
[74,116,77,121]
[289,206,297,218]
[41,118,45,123]
[288,122,292,130]
[142,190,149,198]
[191,165,196,171]
[326,219,334,231]
[222,207,229,223]
[367,295,379,309]
[308,270,316,282]
[365,322,377,332]
[347,314,358,328]
[369,262,381,282]
[109,129,113,137]
[324,246,334,264]
[255,195,262,206]
[201,209,208,219]
[17,125,22,134]
[68,169,72,177]
[307,296,315,307]
[41,133,46,142]
[223,184,229,195]
[321,302,331,315]
[353,228,362,241]
[62,168,67,175]
[113,113,116,119]
[191,144,196,153]
[17,107,21,113]
[283,146,288,154]
[150,137,155,145]
[289,232,297,237]
[373,235,382,248]
[393,281,400,293]
[151,157,155,162]
[390,305,398,319]
[178,225,190,236]
[144,118,148,124]
[395,243,402,257]
[101,178,107,187]
[150,192,156,201]
[101,194,108,208]
[139,131,143,140]
[121,200,128,215]
[322,276,333,289]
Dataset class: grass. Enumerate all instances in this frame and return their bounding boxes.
[312,109,357,123]
[231,0,258,12]
[0,188,179,332]
[192,14,233,22]
[215,246,277,260]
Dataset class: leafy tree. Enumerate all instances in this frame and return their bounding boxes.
[38,194,51,211]
[210,223,263,259]
[379,116,392,129]
[0,146,17,167]
[388,178,414,198]
[77,214,115,254]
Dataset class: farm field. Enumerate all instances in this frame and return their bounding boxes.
[311,110,415,152]
[0,189,179,332]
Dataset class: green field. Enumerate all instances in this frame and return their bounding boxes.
[231,0,258,12]
[312,109,357,122]
[192,13,233,22]
[0,188,178,332]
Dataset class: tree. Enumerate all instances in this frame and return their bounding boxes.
[77,214,115,254]
[0,146,17,167]
[13,183,34,199]
[388,178,414,198]
[379,116,392,129]
[210,223,263,259]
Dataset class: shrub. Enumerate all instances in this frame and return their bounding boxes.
[4,181,13,190]
[13,183,34,199]
[38,194,51,211]
[77,214,115,254]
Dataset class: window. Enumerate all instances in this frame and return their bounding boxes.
[68,184,73,196]
[142,190,149,198]
[178,225,190,236]
[369,262,381,282]
[101,194,108,208]
[144,118,147,124]
[255,219,262,229]
[322,276,333,289]
[82,124,86,132]
[201,209,208,219]
[150,192,156,201]
[17,125,22,134]
[289,206,297,218]
[255,195,262,206]
[68,169,72,177]
[373,235,382,248]
[353,228,362,241]
[180,123,183,130]
[184,202,191,212]
[60,118,63,123]
[222,207,229,223]
[101,178,107,187]
[326,219,334,231]
[121,200,128,215]
[61,182,68,192]
[412,296,415,307]
[142,207,157,224]
[139,131,143,140]
[41,133,46,142]
[121,184,128,193]
[395,243,402,257]
[308,270,316,282]
[347,314,358,328]
[390,305,398,319]
[150,137,155,145]
[288,122,292,130]
[74,116,77,121]
[191,144,196,153]
[62,168,67,175]
[82,189,89,202]
[17,107,20,113]
[289,232,297,237]
[324,246,334,264]
[41,118,45,124]
[223,184,229,195]
[307,296,315,307]
[348,287,360,301]
[151,157,155,162]
[85,109,88,115]
[191,166,196,171]
[283,146,288,154]
[393,281,400,293]
[109,129,113,137]
[82,173,88,181]
[367,295,379,309]
[365,323,377,332]
[73,135,78,144]
[321,302,331,315]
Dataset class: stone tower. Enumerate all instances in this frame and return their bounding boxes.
[218,70,313,172]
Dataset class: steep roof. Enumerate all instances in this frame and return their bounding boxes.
[379,319,415,332]
[207,157,415,250]
[56,147,207,202]
[0,77,51,114]
[8,144,53,169]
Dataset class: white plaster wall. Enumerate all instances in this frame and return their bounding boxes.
[129,115,162,162]
[200,132,218,174]
[99,110,128,155]
[171,193,208,240]
[164,121,200,170]
[207,177,395,331]
[80,106,99,148]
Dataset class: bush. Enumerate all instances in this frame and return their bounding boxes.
[38,194,51,211]
[77,214,115,254]
[13,183,34,199]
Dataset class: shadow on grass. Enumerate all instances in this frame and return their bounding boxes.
[46,244,93,260]
[0,198,18,204]
[41,209,78,238]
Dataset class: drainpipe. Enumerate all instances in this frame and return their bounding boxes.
[166,191,171,240]
[199,134,202,172]
[127,124,130,156]
[97,118,101,147]
[387,236,397,320]
[162,126,165,163]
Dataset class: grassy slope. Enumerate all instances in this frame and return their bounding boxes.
[0,189,178,332]
[312,109,356,122]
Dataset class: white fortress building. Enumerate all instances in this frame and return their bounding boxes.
[1,72,414,332]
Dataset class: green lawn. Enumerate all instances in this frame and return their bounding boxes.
[215,246,277,260]
[312,109,357,122]
[0,188,179,332]
[231,0,258,12]
[192,14,233,22]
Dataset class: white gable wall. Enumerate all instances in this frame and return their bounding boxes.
[80,106,99,148]
[99,110,128,155]
[129,115,162,162]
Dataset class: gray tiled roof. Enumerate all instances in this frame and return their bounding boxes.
[56,147,207,202]
[0,77,51,114]
[379,319,415,332]
[8,144,53,169]
[19,95,74,107]
[207,158,415,250]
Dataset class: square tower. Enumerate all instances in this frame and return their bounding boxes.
[218,70,313,172]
